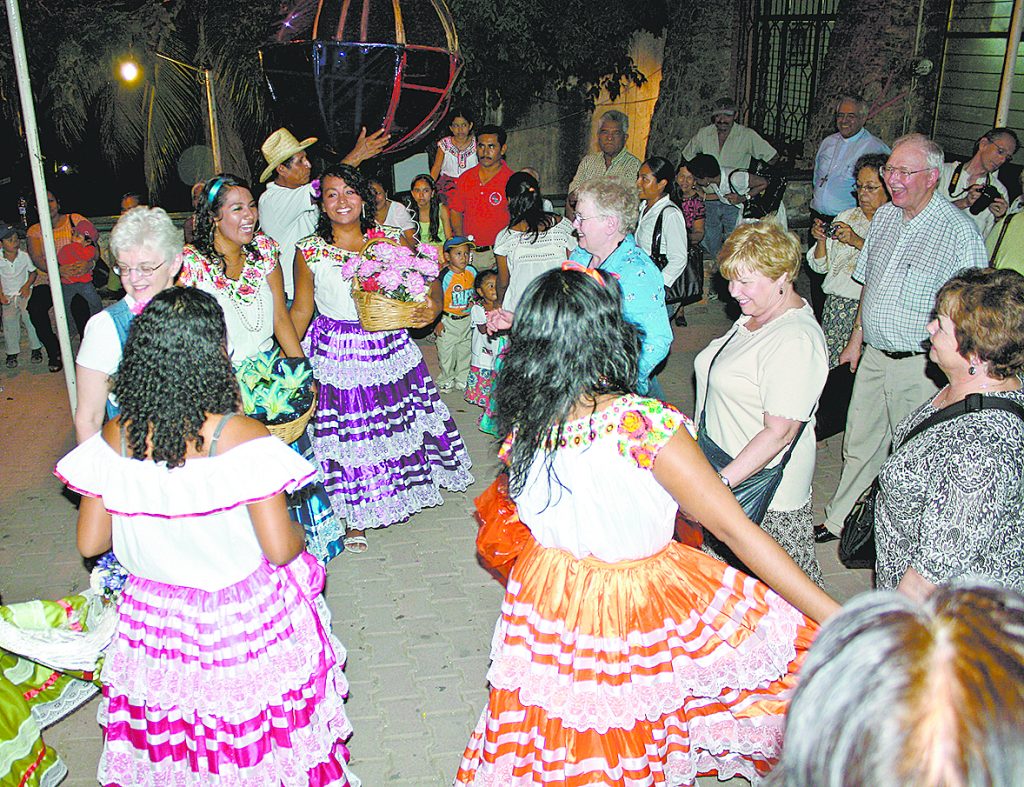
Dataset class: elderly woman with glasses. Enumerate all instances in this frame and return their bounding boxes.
[74,207,184,443]
[567,177,672,396]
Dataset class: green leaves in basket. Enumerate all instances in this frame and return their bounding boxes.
[276,359,313,392]
[258,379,297,421]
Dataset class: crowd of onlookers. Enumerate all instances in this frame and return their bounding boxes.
[3,94,1024,786]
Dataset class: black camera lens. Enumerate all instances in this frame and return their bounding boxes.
[970,185,1001,215]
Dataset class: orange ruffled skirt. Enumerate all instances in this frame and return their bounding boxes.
[455,538,817,786]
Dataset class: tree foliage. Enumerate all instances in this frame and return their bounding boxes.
[0,0,667,197]
[447,0,667,125]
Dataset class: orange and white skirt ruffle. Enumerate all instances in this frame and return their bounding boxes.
[455,538,817,786]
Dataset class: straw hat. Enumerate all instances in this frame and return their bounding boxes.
[259,128,317,183]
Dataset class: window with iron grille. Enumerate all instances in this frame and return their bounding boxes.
[736,0,840,162]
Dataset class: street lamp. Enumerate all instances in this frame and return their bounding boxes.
[118,52,222,173]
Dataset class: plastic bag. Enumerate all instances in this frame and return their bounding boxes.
[475,474,529,584]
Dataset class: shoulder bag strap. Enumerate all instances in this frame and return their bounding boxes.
[699,329,739,423]
[651,207,666,265]
[987,211,1018,267]
[898,392,1024,450]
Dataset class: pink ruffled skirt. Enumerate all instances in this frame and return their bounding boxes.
[97,552,356,786]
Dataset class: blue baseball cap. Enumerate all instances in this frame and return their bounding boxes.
[443,236,474,252]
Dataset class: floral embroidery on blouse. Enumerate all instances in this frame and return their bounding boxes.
[180,233,279,305]
[296,225,403,276]
[440,135,477,171]
[498,395,694,472]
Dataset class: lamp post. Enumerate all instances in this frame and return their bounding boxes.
[119,52,222,173]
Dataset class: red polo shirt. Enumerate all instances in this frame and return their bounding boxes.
[448,163,514,246]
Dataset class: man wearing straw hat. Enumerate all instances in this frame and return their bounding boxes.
[258,126,389,301]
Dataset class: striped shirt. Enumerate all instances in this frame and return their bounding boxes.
[854,193,986,353]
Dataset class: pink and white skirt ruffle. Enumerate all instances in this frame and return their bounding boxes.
[97,552,358,786]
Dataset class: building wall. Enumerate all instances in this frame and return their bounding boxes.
[932,0,1024,158]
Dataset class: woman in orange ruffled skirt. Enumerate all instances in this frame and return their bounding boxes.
[455,265,839,786]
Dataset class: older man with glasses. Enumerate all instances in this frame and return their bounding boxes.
[815,133,987,544]
[808,95,890,319]
[937,126,1018,240]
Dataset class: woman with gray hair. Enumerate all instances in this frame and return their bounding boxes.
[567,177,672,396]
[768,581,1024,787]
[73,207,183,442]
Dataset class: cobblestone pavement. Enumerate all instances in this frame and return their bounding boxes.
[0,297,870,786]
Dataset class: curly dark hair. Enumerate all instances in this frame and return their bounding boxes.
[113,287,239,468]
[191,173,258,272]
[315,163,377,240]
[506,171,557,242]
[495,268,640,496]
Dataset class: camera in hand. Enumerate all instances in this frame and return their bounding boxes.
[826,223,841,238]
[970,185,1001,215]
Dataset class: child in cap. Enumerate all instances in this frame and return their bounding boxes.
[56,218,103,336]
[0,221,42,367]
[434,236,478,392]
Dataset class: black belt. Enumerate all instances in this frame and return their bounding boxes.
[879,349,925,360]
[474,245,492,251]
[445,313,470,320]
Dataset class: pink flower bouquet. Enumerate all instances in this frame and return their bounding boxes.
[347,236,441,331]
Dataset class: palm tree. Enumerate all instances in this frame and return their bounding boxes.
[6,0,280,198]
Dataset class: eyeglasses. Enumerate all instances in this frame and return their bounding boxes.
[571,213,605,226]
[113,260,166,279]
[880,165,932,179]
[855,183,883,192]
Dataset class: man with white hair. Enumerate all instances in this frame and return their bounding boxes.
[566,110,641,219]
[815,133,986,542]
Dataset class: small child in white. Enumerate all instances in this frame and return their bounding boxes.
[465,269,505,413]
[0,221,42,368]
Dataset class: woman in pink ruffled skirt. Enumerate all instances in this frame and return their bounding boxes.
[56,287,359,786]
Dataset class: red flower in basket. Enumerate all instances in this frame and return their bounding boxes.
[361,277,381,292]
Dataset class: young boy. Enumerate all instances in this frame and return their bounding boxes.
[434,236,478,391]
[0,221,42,367]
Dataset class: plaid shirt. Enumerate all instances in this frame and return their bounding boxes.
[854,193,986,353]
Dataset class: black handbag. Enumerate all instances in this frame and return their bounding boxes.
[695,330,809,525]
[651,204,702,306]
[839,393,1024,569]
[728,168,787,220]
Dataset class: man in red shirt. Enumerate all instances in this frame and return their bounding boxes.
[448,125,513,270]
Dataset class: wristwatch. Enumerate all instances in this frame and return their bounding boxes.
[718,471,731,488]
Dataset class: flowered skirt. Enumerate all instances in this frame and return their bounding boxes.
[97,552,357,786]
[304,317,473,531]
[478,340,509,437]
[456,538,817,786]
[822,294,859,369]
[0,594,102,787]
[465,366,496,408]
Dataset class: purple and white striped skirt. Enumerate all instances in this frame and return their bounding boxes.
[303,317,473,531]
[97,552,356,786]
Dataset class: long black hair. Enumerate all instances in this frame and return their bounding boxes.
[315,163,377,240]
[114,287,239,469]
[192,174,258,271]
[406,173,442,242]
[495,268,640,495]
[643,156,681,204]
[506,171,557,242]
